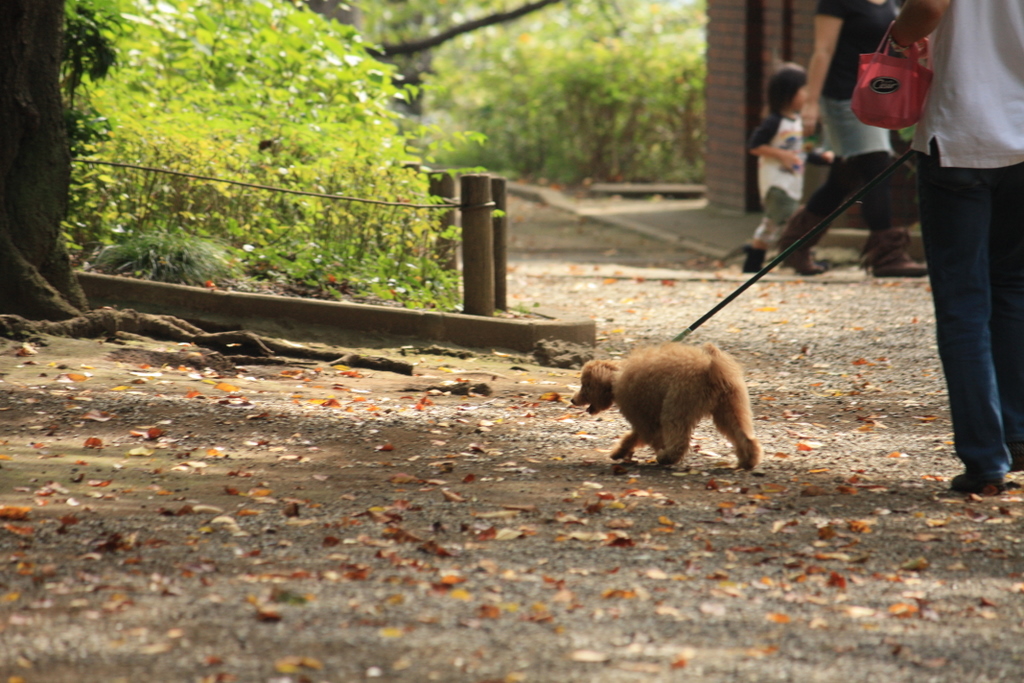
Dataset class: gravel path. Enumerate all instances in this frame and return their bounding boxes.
[1,198,1022,683]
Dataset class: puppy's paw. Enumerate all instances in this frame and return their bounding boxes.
[655,450,685,466]
[610,450,634,462]
[735,440,763,470]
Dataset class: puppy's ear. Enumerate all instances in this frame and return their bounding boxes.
[582,360,617,414]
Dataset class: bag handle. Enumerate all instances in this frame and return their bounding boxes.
[876,21,930,64]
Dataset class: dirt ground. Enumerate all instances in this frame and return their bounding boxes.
[2,199,1024,683]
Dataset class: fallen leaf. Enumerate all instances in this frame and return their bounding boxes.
[472,510,520,520]
[888,603,919,618]
[255,606,282,622]
[477,604,501,619]
[274,656,323,673]
[671,651,692,669]
[699,602,727,617]
[441,489,465,503]
[569,650,610,663]
[494,528,524,541]
[0,506,31,521]
[827,572,847,589]
[139,642,172,655]
[900,557,930,571]
[419,540,454,556]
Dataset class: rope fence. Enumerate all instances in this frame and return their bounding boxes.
[70,158,507,316]
[70,158,494,210]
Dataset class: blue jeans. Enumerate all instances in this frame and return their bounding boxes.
[918,151,1024,480]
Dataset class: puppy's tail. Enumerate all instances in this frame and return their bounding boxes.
[702,343,745,392]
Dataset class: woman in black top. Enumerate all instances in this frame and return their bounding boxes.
[777,0,927,277]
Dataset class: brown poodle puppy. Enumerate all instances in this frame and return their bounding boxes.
[571,342,762,470]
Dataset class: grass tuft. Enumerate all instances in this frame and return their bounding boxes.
[92,231,237,285]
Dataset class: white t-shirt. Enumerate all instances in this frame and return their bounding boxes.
[749,112,805,201]
[912,0,1024,168]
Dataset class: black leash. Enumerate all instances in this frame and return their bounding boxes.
[673,148,915,342]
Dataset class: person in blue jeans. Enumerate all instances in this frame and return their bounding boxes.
[893,0,1024,494]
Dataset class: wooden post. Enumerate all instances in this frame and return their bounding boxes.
[429,173,457,270]
[460,174,494,316]
[491,176,508,311]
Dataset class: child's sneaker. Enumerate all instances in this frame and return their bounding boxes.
[742,245,766,273]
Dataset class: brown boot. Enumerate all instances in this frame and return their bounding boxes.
[861,227,927,277]
[776,208,829,275]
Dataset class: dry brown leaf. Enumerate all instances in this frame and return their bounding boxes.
[0,506,31,521]
[441,489,466,503]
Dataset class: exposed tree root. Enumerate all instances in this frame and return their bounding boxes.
[0,308,414,375]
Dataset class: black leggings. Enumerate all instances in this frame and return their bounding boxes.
[806,151,892,232]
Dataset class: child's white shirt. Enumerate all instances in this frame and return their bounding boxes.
[749,112,804,201]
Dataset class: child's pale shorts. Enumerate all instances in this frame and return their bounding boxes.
[763,186,799,227]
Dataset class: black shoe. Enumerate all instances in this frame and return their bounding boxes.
[950,473,1009,495]
[1009,442,1024,472]
[742,246,766,273]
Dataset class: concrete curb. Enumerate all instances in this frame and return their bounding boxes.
[77,273,595,352]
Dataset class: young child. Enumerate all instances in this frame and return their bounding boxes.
[742,64,833,273]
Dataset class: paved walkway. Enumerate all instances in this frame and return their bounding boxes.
[507,181,923,262]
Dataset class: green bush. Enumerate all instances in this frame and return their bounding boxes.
[92,230,237,285]
[67,0,462,310]
[425,1,706,185]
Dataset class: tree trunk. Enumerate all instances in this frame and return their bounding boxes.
[0,0,88,320]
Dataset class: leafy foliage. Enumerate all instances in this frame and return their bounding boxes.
[68,0,461,310]
[420,0,707,185]
[62,0,121,155]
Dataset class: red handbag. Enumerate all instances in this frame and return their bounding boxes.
[851,22,933,130]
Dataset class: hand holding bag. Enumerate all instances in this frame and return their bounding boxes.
[851,22,933,130]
